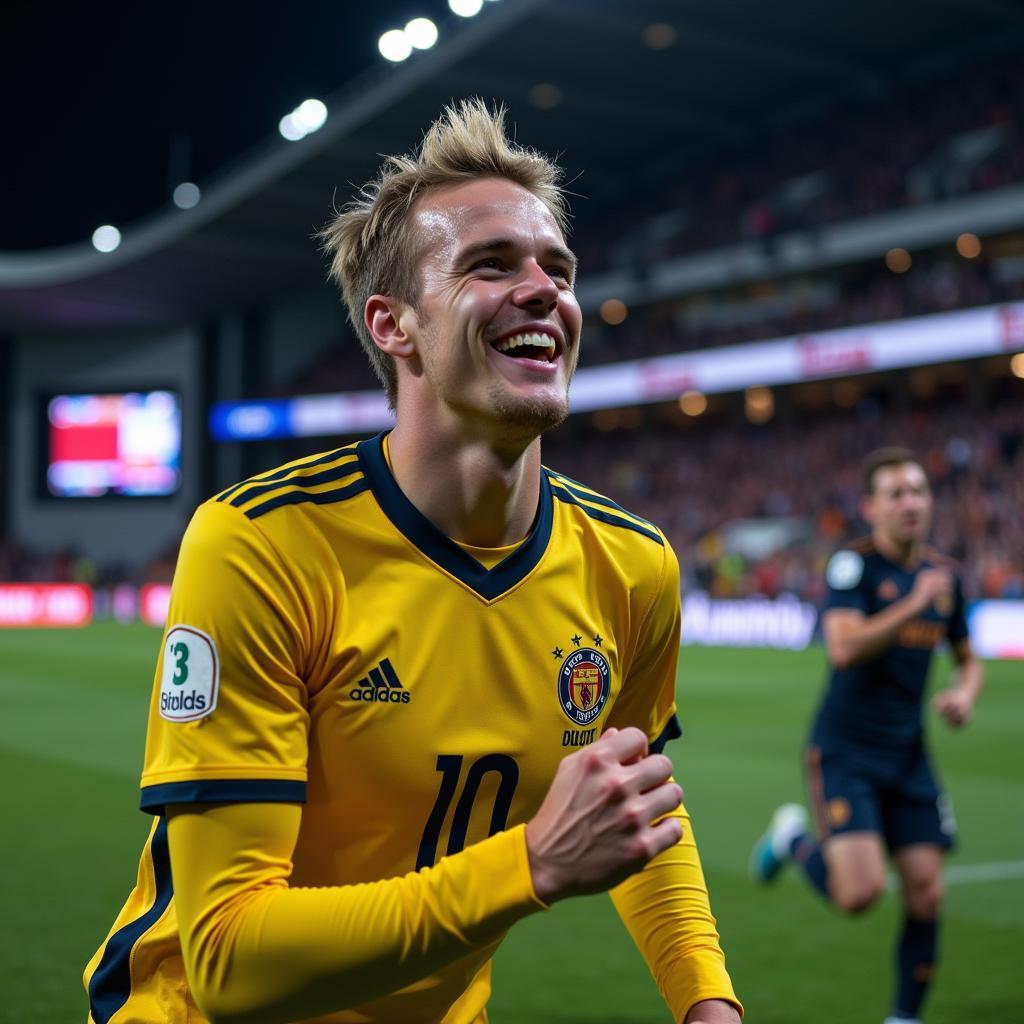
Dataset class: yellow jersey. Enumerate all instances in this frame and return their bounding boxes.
[85,432,734,1023]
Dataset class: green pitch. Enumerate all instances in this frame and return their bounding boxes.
[1,625,1021,1023]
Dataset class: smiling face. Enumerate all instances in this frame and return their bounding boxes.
[392,177,582,438]
[863,461,933,547]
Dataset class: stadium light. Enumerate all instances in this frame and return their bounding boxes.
[745,386,774,424]
[379,28,412,61]
[92,225,121,253]
[885,247,912,273]
[957,232,982,259]
[405,17,438,49]
[279,113,305,141]
[679,390,708,417]
[295,99,328,133]
[449,0,483,15]
[172,182,201,209]
[599,299,628,325]
[279,99,328,142]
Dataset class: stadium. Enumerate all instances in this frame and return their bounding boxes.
[2,2,1022,1022]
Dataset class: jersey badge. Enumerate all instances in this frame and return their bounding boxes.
[826,550,864,590]
[159,625,219,722]
[877,578,900,601]
[557,644,610,727]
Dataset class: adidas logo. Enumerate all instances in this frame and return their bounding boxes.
[348,658,410,704]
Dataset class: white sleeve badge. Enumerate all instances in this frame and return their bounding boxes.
[159,624,219,722]
[826,550,864,590]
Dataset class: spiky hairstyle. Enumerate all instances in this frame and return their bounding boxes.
[319,99,568,407]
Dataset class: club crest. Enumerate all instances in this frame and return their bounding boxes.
[558,648,610,726]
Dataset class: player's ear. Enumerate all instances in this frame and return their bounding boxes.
[365,295,418,361]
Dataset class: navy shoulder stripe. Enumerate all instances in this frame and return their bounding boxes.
[216,445,356,504]
[548,478,663,546]
[88,819,173,1024]
[229,459,362,509]
[544,470,659,531]
[244,478,370,520]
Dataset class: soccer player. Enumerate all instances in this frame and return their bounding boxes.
[751,447,983,1024]
[85,101,742,1024]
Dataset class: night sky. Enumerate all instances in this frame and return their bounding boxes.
[4,1,462,251]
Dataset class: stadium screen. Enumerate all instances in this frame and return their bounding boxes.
[42,390,182,498]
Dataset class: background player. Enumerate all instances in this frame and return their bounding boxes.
[84,101,742,1024]
[751,446,984,1024]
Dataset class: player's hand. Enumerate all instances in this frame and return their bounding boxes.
[933,686,974,727]
[524,726,683,904]
[909,567,953,613]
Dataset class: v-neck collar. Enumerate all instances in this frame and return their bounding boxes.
[357,432,553,600]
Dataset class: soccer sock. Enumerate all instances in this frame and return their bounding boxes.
[892,914,938,1020]
[789,834,830,898]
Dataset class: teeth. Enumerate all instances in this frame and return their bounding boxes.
[493,332,557,359]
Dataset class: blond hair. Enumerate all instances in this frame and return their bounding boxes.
[319,98,569,407]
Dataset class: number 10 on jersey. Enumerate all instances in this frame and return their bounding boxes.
[416,754,520,869]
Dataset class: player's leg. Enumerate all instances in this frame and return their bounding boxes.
[752,745,886,912]
[885,844,944,1024]
[821,831,887,913]
[882,754,955,1024]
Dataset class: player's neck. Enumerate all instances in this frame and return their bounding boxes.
[386,420,541,547]
[873,530,920,568]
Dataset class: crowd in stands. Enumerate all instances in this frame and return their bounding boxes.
[6,397,1022,608]
[293,241,1024,387]
[0,534,178,588]
[575,50,1024,273]
[9,53,1024,613]
[545,398,1024,604]
[584,247,1024,365]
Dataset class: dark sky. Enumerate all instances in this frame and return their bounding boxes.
[4,1,456,251]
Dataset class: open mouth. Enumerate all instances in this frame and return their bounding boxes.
[491,331,558,363]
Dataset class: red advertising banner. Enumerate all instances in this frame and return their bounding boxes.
[0,584,93,627]
[139,583,172,628]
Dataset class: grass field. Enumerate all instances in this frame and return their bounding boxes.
[1,623,1021,1023]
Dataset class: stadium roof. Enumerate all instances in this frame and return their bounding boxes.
[4,0,1024,332]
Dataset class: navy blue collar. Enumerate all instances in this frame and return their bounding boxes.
[357,432,553,600]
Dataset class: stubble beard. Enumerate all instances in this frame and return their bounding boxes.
[486,376,570,437]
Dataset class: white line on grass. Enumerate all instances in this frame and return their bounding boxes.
[886,859,1024,890]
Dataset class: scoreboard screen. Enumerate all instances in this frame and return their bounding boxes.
[43,390,182,498]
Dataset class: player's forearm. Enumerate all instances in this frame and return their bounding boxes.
[950,654,983,700]
[609,805,742,1022]
[827,596,924,668]
[172,813,544,1024]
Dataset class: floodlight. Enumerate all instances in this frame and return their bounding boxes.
[172,182,201,209]
[379,29,412,61]
[92,225,121,253]
[279,113,305,141]
[296,98,328,133]
[405,17,438,49]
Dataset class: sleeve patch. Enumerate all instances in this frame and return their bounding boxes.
[159,625,219,722]
[826,551,864,590]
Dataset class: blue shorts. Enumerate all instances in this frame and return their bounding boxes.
[804,743,956,852]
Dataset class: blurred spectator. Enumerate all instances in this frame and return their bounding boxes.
[543,399,1024,603]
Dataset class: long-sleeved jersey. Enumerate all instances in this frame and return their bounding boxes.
[85,431,738,1023]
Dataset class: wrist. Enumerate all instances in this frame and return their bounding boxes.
[524,821,559,905]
